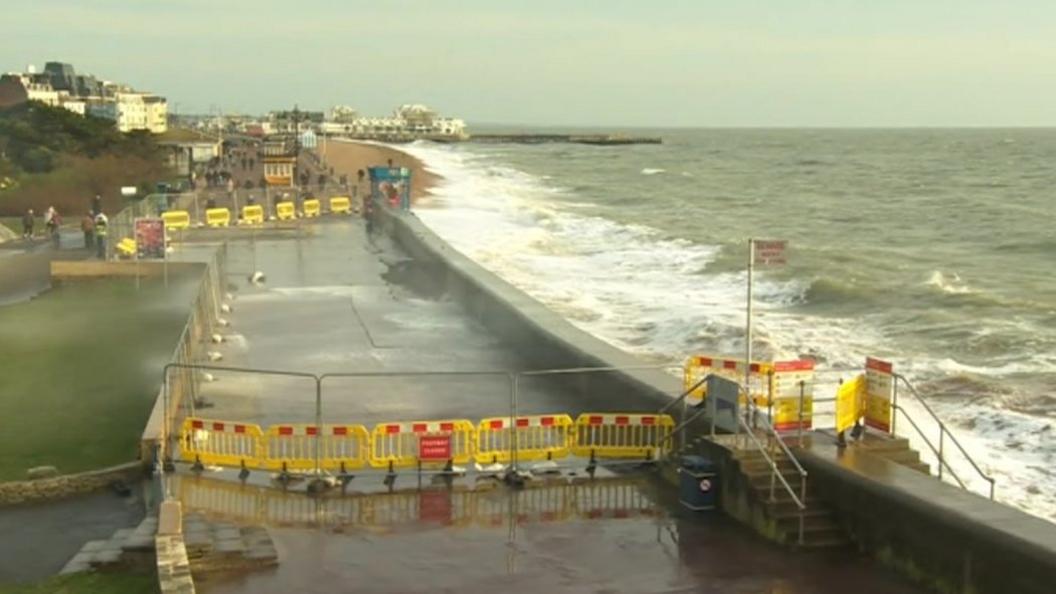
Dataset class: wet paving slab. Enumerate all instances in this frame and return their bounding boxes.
[178,470,926,594]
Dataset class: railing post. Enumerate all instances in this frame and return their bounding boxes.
[891,377,899,436]
[938,429,945,480]
[797,380,805,447]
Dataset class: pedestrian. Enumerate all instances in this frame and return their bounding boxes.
[81,212,95,249]
[47,208,62,247]
[21,208,34,239]
[94,211,109,259]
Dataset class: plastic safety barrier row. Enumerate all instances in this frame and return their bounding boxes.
[303,199,321,218]
[476,414,574,463]
[329,196,352,214]
[178,413,675,472]
[242,204,265,225]
[162,210,191,230]
[683,354,773,406]
[370,419,476,469]
[116,237,137,257]
[205,207,231,228]
[571,414,675,460]
[276,201,296,221]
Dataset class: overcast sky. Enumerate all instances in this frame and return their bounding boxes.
[4,0,1055,127]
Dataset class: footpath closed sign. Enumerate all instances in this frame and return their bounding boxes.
[418,434,452,461]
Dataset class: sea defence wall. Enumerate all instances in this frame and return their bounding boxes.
[377,205,1056,593]
[375,206,682,413]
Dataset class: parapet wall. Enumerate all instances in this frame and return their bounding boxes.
[376,207,682,413]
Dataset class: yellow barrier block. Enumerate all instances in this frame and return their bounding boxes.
[276,201,296,221]
[262,424,370,471]
[369,419,475,469]
[303,199,321,218]
[571,413,675,460]
[475,414,574,464]
[242,204,264,225]
[116,238,137,257]
[162,210,191,230]
[205,207,231,228]
[329,196,352,214]
[180,418,265,468]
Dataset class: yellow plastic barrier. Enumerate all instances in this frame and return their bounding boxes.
[180,417,264,468]
[263,423,370,472]
[242,204,264,225]
[571,413,675,460]
[116,237,137,257]
[329,196,352,214]
[303,199,321,218]
[276,201,296,221]
[205,207,231,228]
[684,355,773,406]
[369,419,475,469]
[475,414,574,464]
[162,210,191,230]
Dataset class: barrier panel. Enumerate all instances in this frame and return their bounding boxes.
[162,210,191,230]
[684,355,772,406]
[770,360,815,432]
[242,204,265,225]
[263,423,371,472]
[475,414,574,463]
[303,199,321,218]
[276,201,296,221]
[180,417,264,468]
[836,374,866,433]
[571,414,675,460]
[369,419,475,469]
[329,196,352,214]
[116,237,137,257]
[205,207,231,228]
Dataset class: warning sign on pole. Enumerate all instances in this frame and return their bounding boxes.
[753,240,788,266]
[865,357,894,432]
[770,359,814,432]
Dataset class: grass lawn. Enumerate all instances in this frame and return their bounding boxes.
[0,276,198,481]
[0,571,155,594]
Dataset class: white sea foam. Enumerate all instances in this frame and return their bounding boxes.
[640,168,666,175]
[401,141,1056,522]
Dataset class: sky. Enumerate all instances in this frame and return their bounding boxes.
[3,0,1056,127]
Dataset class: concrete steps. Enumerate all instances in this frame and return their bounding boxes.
[850,433,932,476]
[182,513,278,574]
[61,515,159,574]
[733,449,850,549]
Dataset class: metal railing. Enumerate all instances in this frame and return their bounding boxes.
[738,414,808,545]
[894,374,996,499]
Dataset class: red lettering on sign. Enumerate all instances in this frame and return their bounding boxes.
[418,435,452,461]
[774,359,816,372]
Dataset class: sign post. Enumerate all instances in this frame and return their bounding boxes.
[745,239,787,423]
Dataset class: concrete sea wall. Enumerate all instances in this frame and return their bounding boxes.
[376,206,683,413]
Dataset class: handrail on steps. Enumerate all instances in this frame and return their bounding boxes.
[893,373,996,500]
[738,415,808,545]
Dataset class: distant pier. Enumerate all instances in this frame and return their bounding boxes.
[468,133,661,145]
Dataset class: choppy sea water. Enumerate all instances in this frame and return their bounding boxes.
[401,128,1056,521]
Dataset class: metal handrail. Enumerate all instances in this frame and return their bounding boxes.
[659,376,709,415]
[738,415,807,545]
[891,403,966,489]
[894,374,996,499]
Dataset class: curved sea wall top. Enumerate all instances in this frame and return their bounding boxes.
[376,206,682,414]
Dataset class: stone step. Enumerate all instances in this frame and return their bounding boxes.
[854,435,911,452]
[872,448,922,465]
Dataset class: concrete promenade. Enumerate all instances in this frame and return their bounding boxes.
[166,215,926,594]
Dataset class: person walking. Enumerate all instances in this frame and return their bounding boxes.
[81,212,95,249]
[94,211,108,259]
[46,208,62,247]
[21,209,34,239]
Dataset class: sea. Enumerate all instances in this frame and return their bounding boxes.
[400,128,1056,521]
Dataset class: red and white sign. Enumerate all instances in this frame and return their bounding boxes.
[754,240,788,266]
[865,357,894,432]
[418,434,452,461]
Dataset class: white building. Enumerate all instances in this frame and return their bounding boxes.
[88,92,168,133]
[316,104,467,141]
